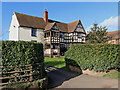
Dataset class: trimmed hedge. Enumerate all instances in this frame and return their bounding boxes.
[2,41,44,66]
[65,44,120,72]
[1,41,46,82]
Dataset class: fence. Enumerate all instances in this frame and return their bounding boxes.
[0,63,42,86]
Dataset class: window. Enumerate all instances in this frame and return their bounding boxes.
[31,28,37,36]
[60,33,63,38]
[31,40,37,42]
[78,34,82,38]
[55,33,58,37]
[45,45,51,49]
[82,37,84,41]
[53,45,58,49]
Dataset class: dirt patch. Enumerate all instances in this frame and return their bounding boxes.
[102,85,112,88]
[68,65,82,74]
[67,65,118,77]
[82,69,107,77]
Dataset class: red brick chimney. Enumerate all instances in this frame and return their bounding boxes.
[43,9,48,23]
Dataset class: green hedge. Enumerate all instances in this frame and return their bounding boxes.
[65,44,120,72]
[1,41,46,83]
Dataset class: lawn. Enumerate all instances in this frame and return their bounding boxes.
[44,56,66,68]
[103,72,120,79]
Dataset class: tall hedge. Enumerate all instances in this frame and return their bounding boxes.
[1,41,45,82]
[65,44,120,72]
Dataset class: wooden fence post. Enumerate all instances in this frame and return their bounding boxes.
[14,67,17,82]
[29,65,33,82]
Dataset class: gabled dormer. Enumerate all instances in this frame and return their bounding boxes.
[51,23,59,31]
[74,20,86,34]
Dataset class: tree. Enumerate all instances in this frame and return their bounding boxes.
[88,24,108,43]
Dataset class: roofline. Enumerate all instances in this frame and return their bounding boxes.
[14,12,44,20]
[14,12,86,33]
[14,12,82,25]
[107,30,120,32]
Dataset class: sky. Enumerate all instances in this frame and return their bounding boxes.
[1,2,118,40]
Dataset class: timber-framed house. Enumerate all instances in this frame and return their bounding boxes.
[9,9,86,57]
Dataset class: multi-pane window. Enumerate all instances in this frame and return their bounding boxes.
[31,28,37,36]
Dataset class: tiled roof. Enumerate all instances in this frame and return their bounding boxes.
[107,30,120,39]
[15,12,46,29]
[68,20,80,32]
[14,12,85,33]
[45,22,55,30]
[56,22,68,32]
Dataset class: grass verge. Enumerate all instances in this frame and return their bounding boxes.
[44,56,66,68]
[103,72,120,79]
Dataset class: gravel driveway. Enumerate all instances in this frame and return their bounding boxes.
[45,66,118,89]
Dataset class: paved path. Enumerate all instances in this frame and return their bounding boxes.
[45,66,118,89]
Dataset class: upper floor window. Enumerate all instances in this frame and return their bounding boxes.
[31,28,37,37]
[60,33,63,38]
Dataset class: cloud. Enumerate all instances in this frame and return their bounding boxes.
[86,16,119,33]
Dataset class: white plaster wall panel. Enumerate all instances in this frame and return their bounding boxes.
[37,29,44,44]
[44,49,51,54]
[53,49,58,53]
[9,14,19,41]
[19,27,32,41]
[76,28,84,32]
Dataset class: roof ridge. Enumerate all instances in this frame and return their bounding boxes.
[14,12,80,25]
[14,12,43,19]
[68,20,80,24]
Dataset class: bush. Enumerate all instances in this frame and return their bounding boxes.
[65,44,120,72]
[2,41,46,82]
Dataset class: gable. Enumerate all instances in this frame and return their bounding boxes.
[45,22,55,31]
[9,13,20,31]
[75,22,84,32]
[52,23,57,29]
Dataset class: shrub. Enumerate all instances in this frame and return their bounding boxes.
[65,44,120,72]
[1,41,45,82]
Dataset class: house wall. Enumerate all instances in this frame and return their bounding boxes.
[75,27,86,43]
[9,13,44,44]
[108,39,120,44]
[9,13,19,41]
[19,27,44,44]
